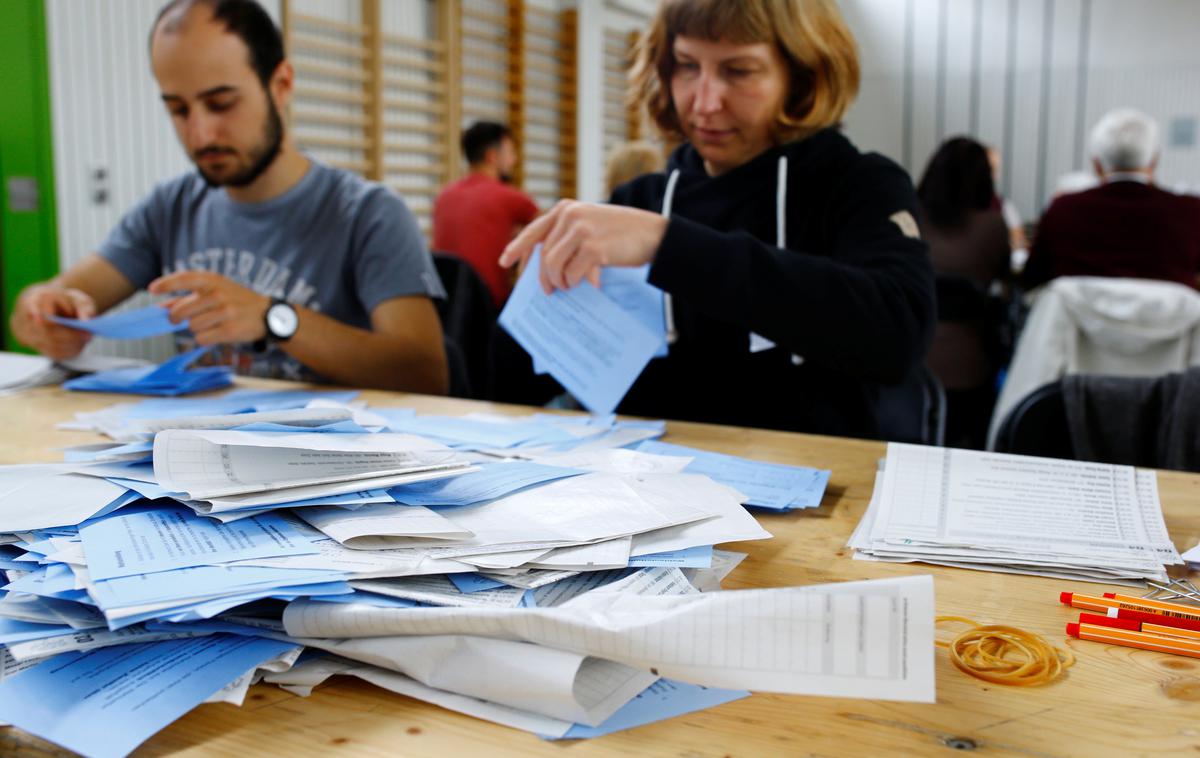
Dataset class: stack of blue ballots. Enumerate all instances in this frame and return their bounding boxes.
[499,246,667,415]
[54,305,232,396]
[64,346,232,395]
[0,388,850,753]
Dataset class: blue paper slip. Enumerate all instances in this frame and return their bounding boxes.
[499,248,664,415]
[50,304,186,340]
[383,416,571,449]
[600,265,669,358]
[79,505,318,581]
[389,461,583,507]
[89,564,346,611]
[64,346,232,396]
[0,634,298,758]
[628,545,714,568]
[120,388,360,419]
[0,617,86,645]
[364,407,416,427]
[636,440,831,510]
[152,581,353,624]
[110,580,353,629]
[228,419,373,434]
[5,563,88,602]
[543,679,749,740]
[62,440,154,463]
[447,573,508,593]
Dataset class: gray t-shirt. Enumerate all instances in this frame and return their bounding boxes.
[98,159,445,382]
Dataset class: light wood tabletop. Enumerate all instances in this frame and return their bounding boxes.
[3,379,1200,758]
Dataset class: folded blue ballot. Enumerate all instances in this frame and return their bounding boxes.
[0,635,298,758]
[63,346,232,396]
[499,247,665,415]
[50,304,186,339]
[637,440,831,510]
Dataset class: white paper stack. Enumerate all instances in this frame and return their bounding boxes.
[0,390,871,752]
[848,443,1181,584]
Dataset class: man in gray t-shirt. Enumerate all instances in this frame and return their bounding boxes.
[12,0,448,394]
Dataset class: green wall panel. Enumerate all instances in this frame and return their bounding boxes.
[0,0,60,352]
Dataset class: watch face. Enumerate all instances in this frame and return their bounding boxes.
[267,303,299,339]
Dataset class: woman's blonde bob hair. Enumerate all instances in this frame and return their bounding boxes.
[631,0,860,144]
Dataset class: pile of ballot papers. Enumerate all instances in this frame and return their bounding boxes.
[0,387,937,758]
[847,442,1181,584]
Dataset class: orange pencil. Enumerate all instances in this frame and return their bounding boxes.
[1059,591,1200,622]
[1067,621,1200,659]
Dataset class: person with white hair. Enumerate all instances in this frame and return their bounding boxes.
[1022,108,1200,289]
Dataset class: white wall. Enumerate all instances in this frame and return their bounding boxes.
[841,0,1200,220]
[575,0,654,202]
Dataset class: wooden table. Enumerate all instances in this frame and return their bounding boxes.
[4,381,1200,757]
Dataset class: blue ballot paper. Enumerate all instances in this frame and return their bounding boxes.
[0,634,298,758]
[628,545,714,568]
[447,572,508,593]
[636,440,831,510]
[64,346,232,396]
[600,265,669,358]
[543,679,749,740]
[499,248,665,415]
[5,563,89,602]
[0,617,90,645]
[118,388,360,419]
[89,564,347,611]
[390,461,583,507]
[383,416,574,449]
[50,304,186,340]
[111,581,353,629]
[79,504,318,581]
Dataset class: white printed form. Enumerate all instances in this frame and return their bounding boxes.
[284,574,936,702]
[154,430,465,499]
[876,444,1161,569]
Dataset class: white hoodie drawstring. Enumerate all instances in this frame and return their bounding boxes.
[659,156,800,363]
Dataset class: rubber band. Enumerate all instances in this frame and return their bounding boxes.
[935,616,1075,686]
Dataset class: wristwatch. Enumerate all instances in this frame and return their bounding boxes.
[254,297,298,351]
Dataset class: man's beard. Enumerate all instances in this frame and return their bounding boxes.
[194,95,284,188]
[499,171,514,184]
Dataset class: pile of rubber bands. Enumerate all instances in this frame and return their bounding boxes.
[936,616,1075,686]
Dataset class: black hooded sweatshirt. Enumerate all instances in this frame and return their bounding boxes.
[608,128,935,438]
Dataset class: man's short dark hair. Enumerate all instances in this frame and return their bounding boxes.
[152,0,284,87]
[461,122,513,164]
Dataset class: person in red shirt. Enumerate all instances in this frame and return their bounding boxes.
[432,122,539,306]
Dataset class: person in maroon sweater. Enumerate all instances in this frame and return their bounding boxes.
[1024,109,1200,290]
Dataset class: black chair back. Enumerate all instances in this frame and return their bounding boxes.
[443,336,472,399]
[431,253,498,399]
[875,364,947,446]
[991,380,1073,458]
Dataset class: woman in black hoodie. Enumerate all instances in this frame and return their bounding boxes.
[500,0,935,438]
